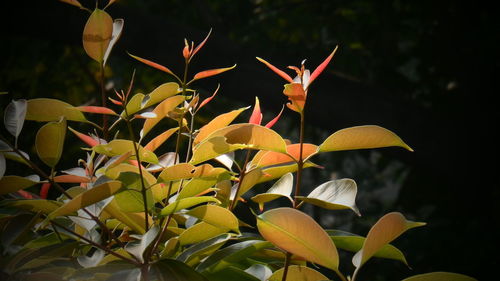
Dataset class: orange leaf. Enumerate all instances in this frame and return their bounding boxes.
[53,175,90,183]
[249,97,263,125]
[252,143,318,168]
[144,127,179,152]
[76,106,117,115]
[40,183,51,199]
[256,57,294,83]
[197,84,219,112]
[68,127,99,147]
[264,105,284,129]
[128,53,175,76]
[191,65,236,82]
[82,9,113,63]
[193,107,249,146]
[191,28,212,59]
[283,83,306,113]
[308,46,338,87]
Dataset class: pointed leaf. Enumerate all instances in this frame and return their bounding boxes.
[401,272,478,281]
[4,99,27,141]
[69,127,100,147]
[83,9,113,63]
[0,199,60,214]
[197,84,219,112]
[283,83,306,113]
[319,125,413,152]
[76,106,117,115]
[48,180,122,219]
[125,226,159,263]
[352,212,425,269]
[103,18,124,66]
[191,65,236,82]
[53,175,90,183]
[144,127,179,152]
[256,207,339,271]
[128,53,175,76]
[193,107,249,146]
[249,97,263,125]
[191,29,212,59]
[178,178,219,200]
[160,196,221,216]
[251,143,318,168]
[256,57,294,83]
[93,139,159,164]
[59,0,83,8]
[153,259,209,281]
[296,178,360,216]
[35,117,66,167]
[141,82,181,109]
[26,98,87,122]
[102,199,145,234]
[141,95,185,138]
[308,46,338,87]
[257,161,318,184]
[187,205,239,233]
[179,222,228,246]
[251,172,293,211]
[234,168,263,200]
[268,265,329,281]
[245,264,273,281]
[158,163,229,182]
[176,234,231,264]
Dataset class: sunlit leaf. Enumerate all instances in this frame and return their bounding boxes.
[256,207,339,271]
[35,117,66,167]
[128,53,175,76]
[179,222,228,246]
[319,125,413,153]
[244,264,272,281]
[352,212,425,270]
[141,95,185,138]
[234,168,263,200]
[251,172,293,211]
[125,225,159,263]
[268,265,328,281]
[296,178,360,216]
[102,199,145,234]
[256,57,294,83]
[257,161,319,184]
[144,127,179,152]
[160,196,221,216]
[187,205,239,233]
[113,172,154,212]
[401,272,478,281]
[53,174,90,183]
[197,84,219,112]
[83,9,113,63]
[4,99,27,144]
[251,143,318,168]
[146,152,178,172]
[94,139,158,164]
[152,259,209,281]
[283,83,306,113]
[193,107,249,146]
[48,180,122,219]
[68,127,100,147]
[177,178,219,200]
[191,65,236,82]
[1,199,62,214]
[75,106,117,115]
[26,98,87,122]
[103,18,124,66]
[249,97,263,125]
[59,0,84,8]
[158,163,229,182]
[308,46,338,87]
[121,82,181,118]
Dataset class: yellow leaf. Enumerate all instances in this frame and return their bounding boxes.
[159,196,221,216]
[0,176,39,196]
[93,139,159,164]
[26,98,87,122]
[186,205,239,233]
[257,207,339,271]
[401,272,478,281]
[35,117,66,167]
[179,222,228,246]
[144,127,179,152]
[268,265,329,281]
[141,95,185,138]
[193,107,248,146]
[319,125,413,152]
[83,9,113,63]
[158,163,229,182]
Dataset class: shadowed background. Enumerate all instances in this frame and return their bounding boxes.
[1,0,498,280]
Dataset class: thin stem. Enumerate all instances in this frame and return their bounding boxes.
[293,111,305,208]
[229,150,252,211]
[281,252,292,281]
[100,63,109,141]
[184,111,195,162]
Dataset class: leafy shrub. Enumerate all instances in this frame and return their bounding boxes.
[0,1,476,281]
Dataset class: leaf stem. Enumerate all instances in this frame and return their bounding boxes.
[281,252,292,281]
[100,62,109,141]
[229,150,252,211]
[293,111,305,208]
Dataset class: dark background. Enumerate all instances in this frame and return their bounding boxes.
[1,0,498,280]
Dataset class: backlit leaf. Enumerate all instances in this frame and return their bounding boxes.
[251,143,318,168]
[256,207,339,271]
[308,46,338,87]
[94,139,159,164]
[144,127,179,152]
[158,163,229,182]
[401,272,478,281]
[191,65,237,82]
[113,172,154,212]
[296,178,360,216]
[186,205,239,233]
[257,161,319,184]
[75,106,117,115]
[283,83,306,113]
[83,9,113,63]
[35,117,66,167]
[48,180,122,219]
[234,168,263,200]
[251,172,293,211]
[160,196,221,216]
[121,82,181,118]
[103,18,124,66]
[4,99,27,143]
[129,53,175,76]
[319,125,413,153]
[1,199,62,214]
[59,0,83,8]
[26,98,87,122]
[178,178,219,200]
[141,95,185,138]
[193,107,249,146]
[179,222,228,246]
[268,265,328,281]
[102,199,145,234]
[68,127,100,147]
[256,57,294,83]
[352,212,425,269]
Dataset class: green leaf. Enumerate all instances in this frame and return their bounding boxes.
[326,230,408,265]
[83,9,113,63]
[268,265,329,281]
[296,178,360,216]
[125,225,159,263]
[160,196,221,216]
[121,82,181,118]
[319,125,413,152]
[179,222,228,246]
[196,240,271,273]
[94,139,159,164]
[177,178,219,200]
[176,234,231,264]
[152,259,209,281]
[48,180,122,219]
[4,99,27,144]
[1,199,62,214]
[141,95,185,138]
[25,98,87,122]
[202,266,260,281]
[113,172,154,212]
[251,172,294,211]
[0,175,39,196]
[186,205,239,233]
[401,272,478,281]
[256,207,339,271]
[352,212,425,270]
[35,117,66,167]
[102,199,145,234]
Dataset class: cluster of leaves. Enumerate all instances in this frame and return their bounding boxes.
[0,1,476,281]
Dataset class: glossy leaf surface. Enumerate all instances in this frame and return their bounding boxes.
[256,207,339,271]
[103,18,124,66]
[193,107,248,146]
[186,205,239,233]
[179,222,228,246]
[251,172,293,211]
[4,99,27,141]
[35,117,66,167]
[268,265,329,281]
[160,196,221,216]
[0,175,39,195]
[144,127,178,152]
[93,139,159,164]
[26,98,87,122]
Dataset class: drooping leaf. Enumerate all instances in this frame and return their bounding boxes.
[102,199,145,234]
[68,127,100,147]
[141,95,185,138]
[319,125,413,153]
[256,207,339,271]
[326,229,408,265]
[4,99,27,144]
[268,265,329,281]
[193,107,249,146]
[53,174,90,183]
[296,178,360,216]
[103,18,124,66]
[401,272,478,281]
[26,98,87,122]
[59,0,84,8]
[179,222,228,246]
[124,225,159,263]
[48,180,122,219]
[93,139,159,164]
[251,172,294,211]
[160,196,221,216]
[177,178,219,200]
[152,259,209,281]
[144,127,179,152]
[186,205,239,233]
[190,65,237,82]
[352,212,425,270]
[234,168,263,200]
[83,9,113,63]
[35,117,66,167]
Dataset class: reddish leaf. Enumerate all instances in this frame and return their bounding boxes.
[53,175,90,183]
[308,46,338,87]
[68,127,99,147]
[18,190,35,199]
[283,83,307,113]
[59,0,83,9]
[197,84,220,112]
[128,53,175,76]
[249,97,263,125]
[256,57,294,83]
[264,105,284,129]
[76,106,117,115]
[191,65,236,82]
[191,28,212,59]
[40,183,51,199]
